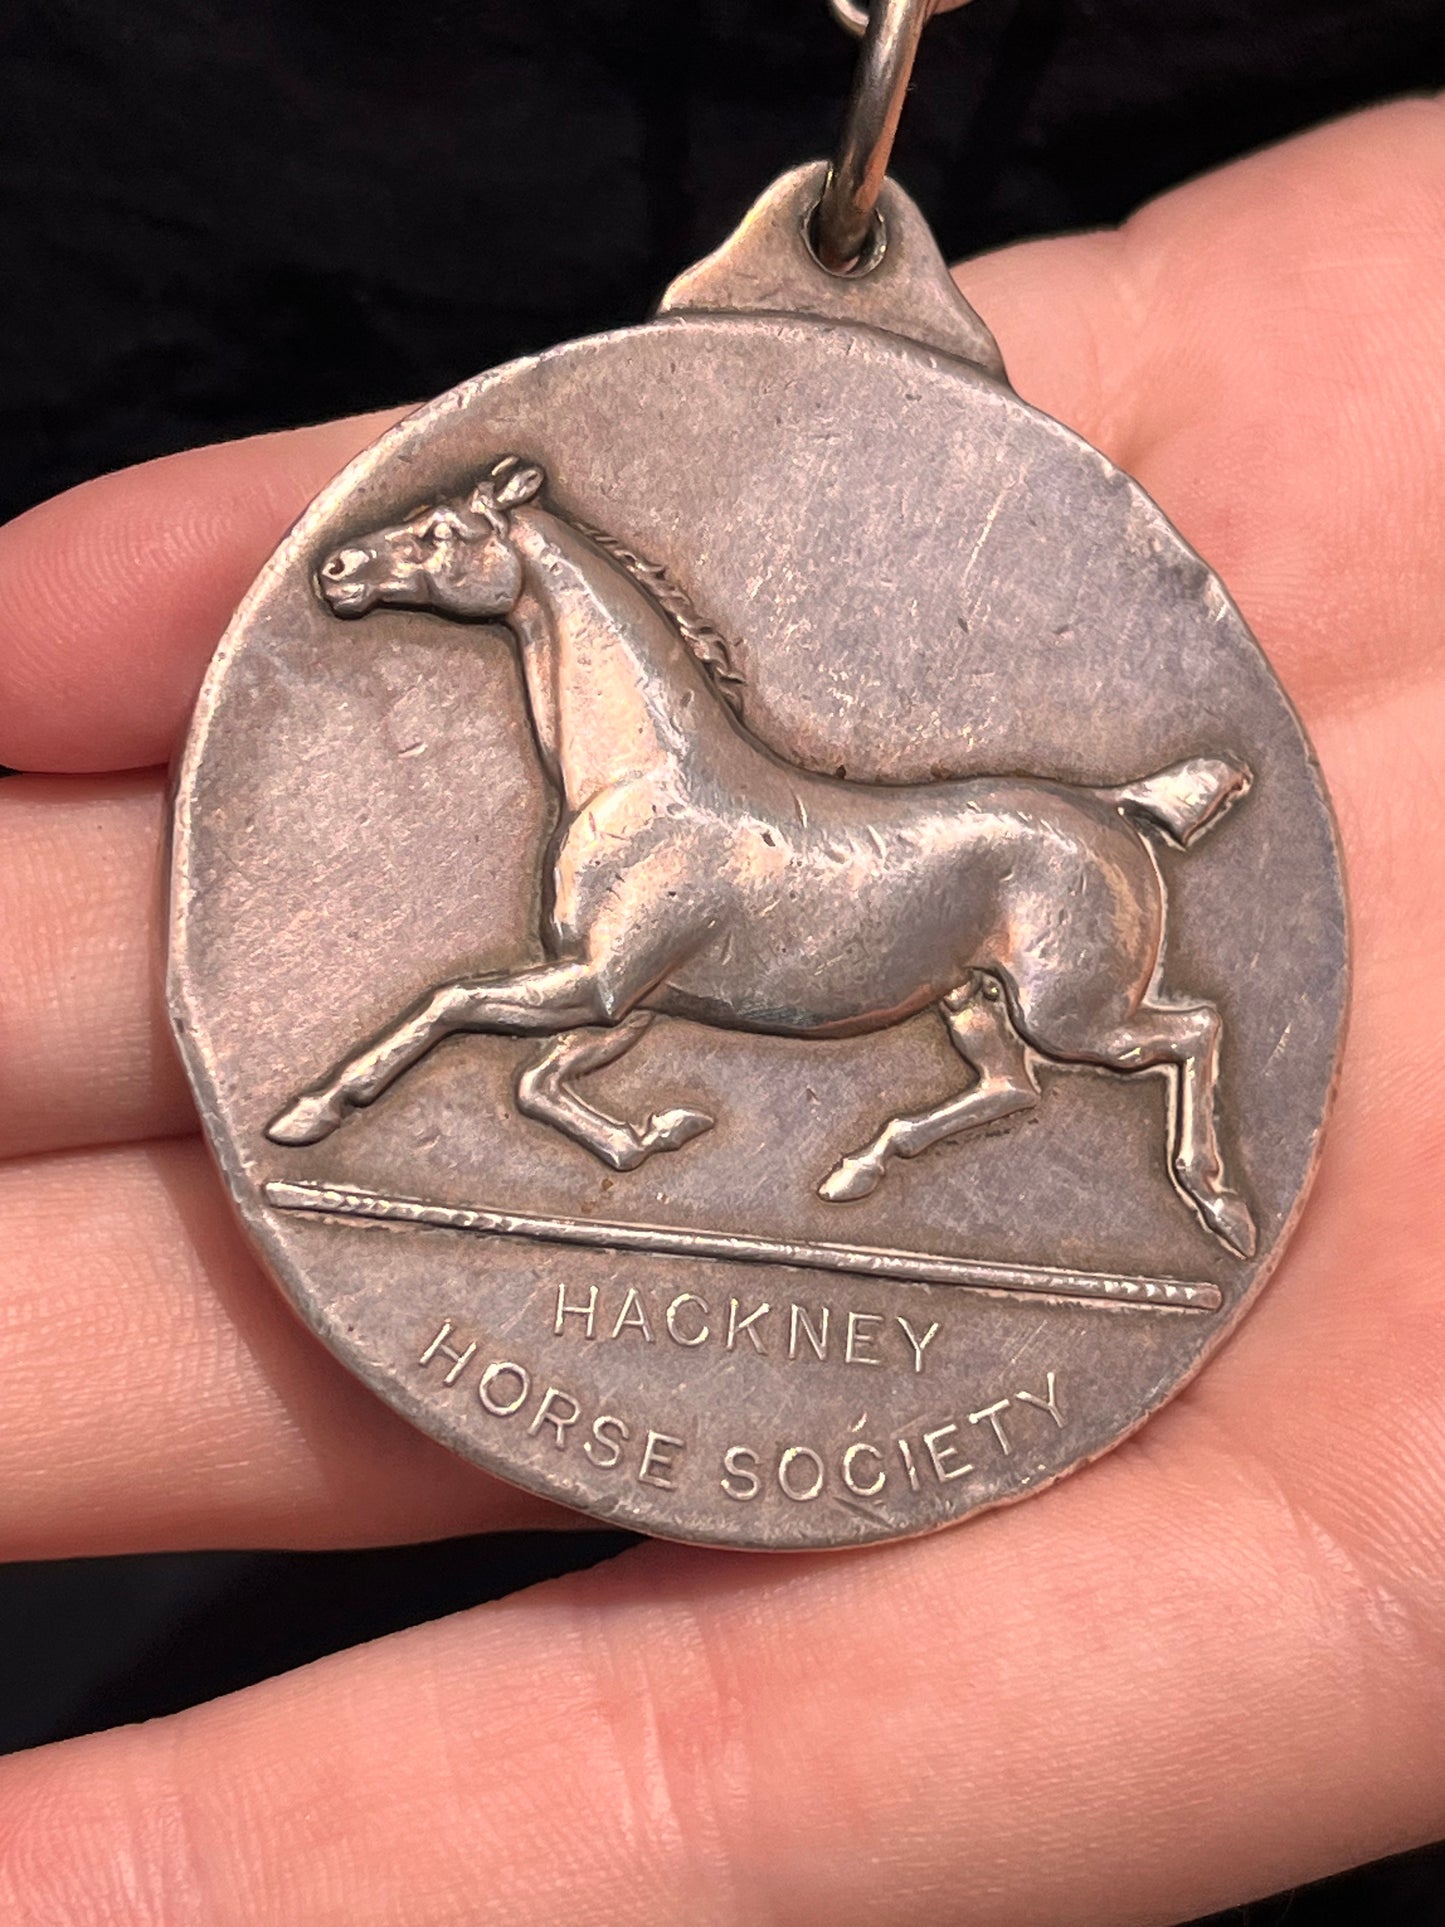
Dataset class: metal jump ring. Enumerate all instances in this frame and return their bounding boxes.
[817,0,974,274]
[827,0,971,35]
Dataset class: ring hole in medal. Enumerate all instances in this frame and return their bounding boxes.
[805,200,889,278]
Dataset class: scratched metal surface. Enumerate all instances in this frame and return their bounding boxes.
[169,179,1347,1549]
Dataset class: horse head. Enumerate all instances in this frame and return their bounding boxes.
[317,456,545,620]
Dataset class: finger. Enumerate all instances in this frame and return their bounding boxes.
[6,648,1439,1913]
[8,107,1430,1166]
[4,780,1443,1927]
[0,1359,1440,1927]
[8,103,1445,779]
[0,692,1407,1561]
[0,647,1431,1581]
[0,412,398,773]
[0,1137,569,1559]
[0,772,193,1160]
[2,519,1441,1916]
[1171,674,1445,1569]
[0,512,1436,1563]
[955,96,1445,716]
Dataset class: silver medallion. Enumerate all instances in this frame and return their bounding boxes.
[168,0,1347,1550]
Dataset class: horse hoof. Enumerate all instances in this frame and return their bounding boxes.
[645,1107,715,1155]
[1199,1188,1258,1260]
[266,1090,347,1146]
[819,1155,883,1204]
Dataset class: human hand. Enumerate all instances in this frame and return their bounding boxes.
[0,97,1442,1926]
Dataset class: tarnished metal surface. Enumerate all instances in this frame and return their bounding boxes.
[660,162,1006,378]
[169,171,1347,1551]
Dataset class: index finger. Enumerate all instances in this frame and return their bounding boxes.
[0,414,397,772]
[7,101,1443,773]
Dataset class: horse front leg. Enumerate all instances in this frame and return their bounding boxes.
[514,1014,714,1170]
[266,958,624,1146]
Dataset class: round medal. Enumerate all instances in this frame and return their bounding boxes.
[168,8,1347,1551]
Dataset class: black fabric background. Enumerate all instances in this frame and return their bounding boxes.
[2,3,1444,1920]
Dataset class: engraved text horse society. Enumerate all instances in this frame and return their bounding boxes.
[268,457,1257,1259]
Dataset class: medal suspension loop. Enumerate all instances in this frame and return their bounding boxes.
[817,0,975,274]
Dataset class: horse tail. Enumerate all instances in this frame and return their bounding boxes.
[1100,756,1252,848]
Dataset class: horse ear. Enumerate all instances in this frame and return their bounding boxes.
[494,461,545,509]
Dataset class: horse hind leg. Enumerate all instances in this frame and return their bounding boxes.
[819,974,1039,1204]
[1024,996,1257,1260]
[1154,1003,1258,1260]
[515,1013,714,1172]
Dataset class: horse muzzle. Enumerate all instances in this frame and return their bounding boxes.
[318,547,385,617]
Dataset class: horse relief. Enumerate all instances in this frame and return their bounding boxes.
[267,455,1257,1260]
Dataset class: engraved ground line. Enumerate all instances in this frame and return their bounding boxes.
[263,1180,1223,1311]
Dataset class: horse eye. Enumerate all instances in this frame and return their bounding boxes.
[425,521,453,545]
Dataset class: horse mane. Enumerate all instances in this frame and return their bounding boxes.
[570,515,746,715]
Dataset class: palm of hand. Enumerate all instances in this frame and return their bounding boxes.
[0,100,1441,1927]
